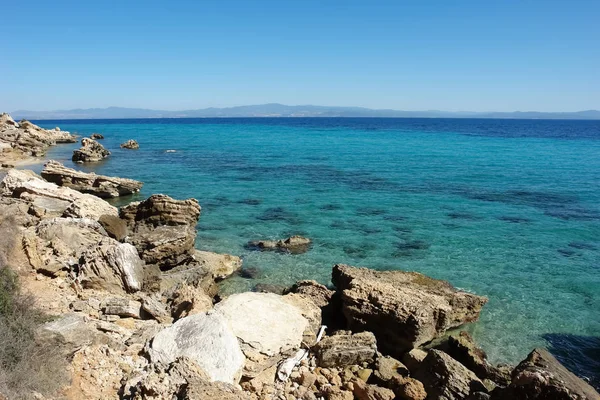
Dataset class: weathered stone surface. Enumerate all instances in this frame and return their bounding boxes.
[77,238,144,293]
[441,331,511,387]
[403,348,428,374]
[147,312,245,384]
[41,160,143,198]
[288,280,334,308]
[121,139,139,149]
[1,169,117,220]
[72,138,110,162]
[168,283,213,320]
[102,297,143,318]
[390,376,427,400]
[137,293,173,324]
[120,194,201,268]
[213,292,313,378]
[98,214,128,241]
[413,349,487,400]
[491,348,600,400]
[247,235,312,254]
[353,378,396,400]
[373,355,410,384]
[332,264,488,355]
[0,196,38,270]
[313,332,377,368]
[191,250,242,280]
[90,133,104,140]
[37,313,104,354]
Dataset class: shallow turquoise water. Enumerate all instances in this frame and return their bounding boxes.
[33,118,600,383]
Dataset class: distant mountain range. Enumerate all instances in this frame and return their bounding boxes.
[11,104,600,120]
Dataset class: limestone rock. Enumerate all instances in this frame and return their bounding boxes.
[313,332,377,368]
[147,312,245,384]
[390,376,427,400]
[402,348,428,374]
[77,238,145,293]
[98,214,128,241]
[41,160,143,198]
[373,355,410,384]
[72,138,111,162]
[191,250,242,280]
[332,264,488,355]
[413,349,487,400]
[37,313,104,354]
[102,297,143,318]
[247,235,312,254]
[168,283,214,320]
[121,139,139,149]
[90,133,104,140]
[491,348,600,400]
[353,378,396,400]
[213,292,313,378]
[137,293,173,324]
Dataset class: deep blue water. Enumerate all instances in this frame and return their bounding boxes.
[32,118,600,387]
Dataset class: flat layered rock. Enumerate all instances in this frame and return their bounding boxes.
[247,235,312,254]
[313,332,377,368]
[332,264,488,355]
[72,138,111,163]
[41,160,143,198]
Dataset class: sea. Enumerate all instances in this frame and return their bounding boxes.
[30,117,600,387]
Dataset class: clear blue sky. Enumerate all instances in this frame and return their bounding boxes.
[1,0,598,112]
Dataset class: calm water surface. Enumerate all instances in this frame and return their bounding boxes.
[32,118,600,386]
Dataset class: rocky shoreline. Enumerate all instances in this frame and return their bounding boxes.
[0,114,598,400]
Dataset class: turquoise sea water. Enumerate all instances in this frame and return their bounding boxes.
[33,118,600,385]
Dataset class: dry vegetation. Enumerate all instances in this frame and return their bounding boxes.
[0,267,69,400]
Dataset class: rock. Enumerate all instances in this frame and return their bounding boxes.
[254,283,288,294]
[442,331,511,386]
[72,138,111,162]
[90,133,104,139]
[77,238,145,293]
[168,284,214,319]
[120,194,201,267]
[102,297,143,318]
[413,349,487,400]
[98,214,128,241]
[137,293,172,324]
[41,160,143,198]
[121,139,139,149]
[373,355,410,384]
[37,313,104,354]
[332,264,488,355]
[313,332,377,368]
[491,348,600,400]
[147,312,245,384]
[357,368,374,382]
[191,250,242,280]
[0,197,38,270]
[1,169,117,220]
[323,386,354,400]
[390,376,427,400]
[287,280,334,308]
[213,292,315,378]
[247,235,312,254]
[402,349,428,374]
[353,378,396,400]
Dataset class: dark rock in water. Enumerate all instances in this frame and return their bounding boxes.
[394,239,431,256]
[393,226,413,233]
[256,207,299,224]
[98,214,128,241]
[72,138,110,163]
[356,207,387,216]
[121,139,139,149]
[253,283,287,295]
[491,348,600,400]
[558,248,579,258]
[238,198,262,206]
[343,246,368,258]
[448,212,482,221]
[238,267,261,279]
[383,215,408,221]
[497,216,532,223]
[90,133,104,140]
[320,203,342,211]
[568,241,598,251]
[246,235,312,254]
[41,160,143,198]
[332,264,488,356]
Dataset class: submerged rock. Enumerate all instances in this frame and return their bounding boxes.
[332,264,488,355]
[491,348,600,400]
[247,235,312,254]
[72,138,111,162]
[121,139,139,149]
[41,160,143,198]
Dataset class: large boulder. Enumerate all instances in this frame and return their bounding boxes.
[413,349,487,400]
[0,169,117,220]
[213,292,319,378]
[332,264,488,355]
[120,194,201,268]
[147,312,245,384]
[41,160,143,198]
[77,238,145,293]
[72,138,111,162]
[491,348,600,400]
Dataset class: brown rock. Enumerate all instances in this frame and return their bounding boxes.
[373,355,409,384]
[101,297,143,319]
[90,133,104,139]
[390,376,427,400]
[120,139,139,149]
[491,348,600,400]
[168,284,213,319]
[98,214,128,241]
[247,235,312,254]
[313,331,377,368]
[41,160,143,198]
[72,138,110,162]
[353,378,396,400]
[402,348,428,374]
[332,264,488,355]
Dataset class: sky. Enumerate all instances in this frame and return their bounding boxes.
[1,0,599,112]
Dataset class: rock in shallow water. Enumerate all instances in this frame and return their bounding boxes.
[247,235,312,254]
[332,264,488,355]
[72,138,111,162]
[121,139,139,149]
[41,160,143,198]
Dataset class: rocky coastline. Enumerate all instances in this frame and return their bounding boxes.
[0,113,598,400]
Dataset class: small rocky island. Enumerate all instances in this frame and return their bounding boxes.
[0,114,597,400]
